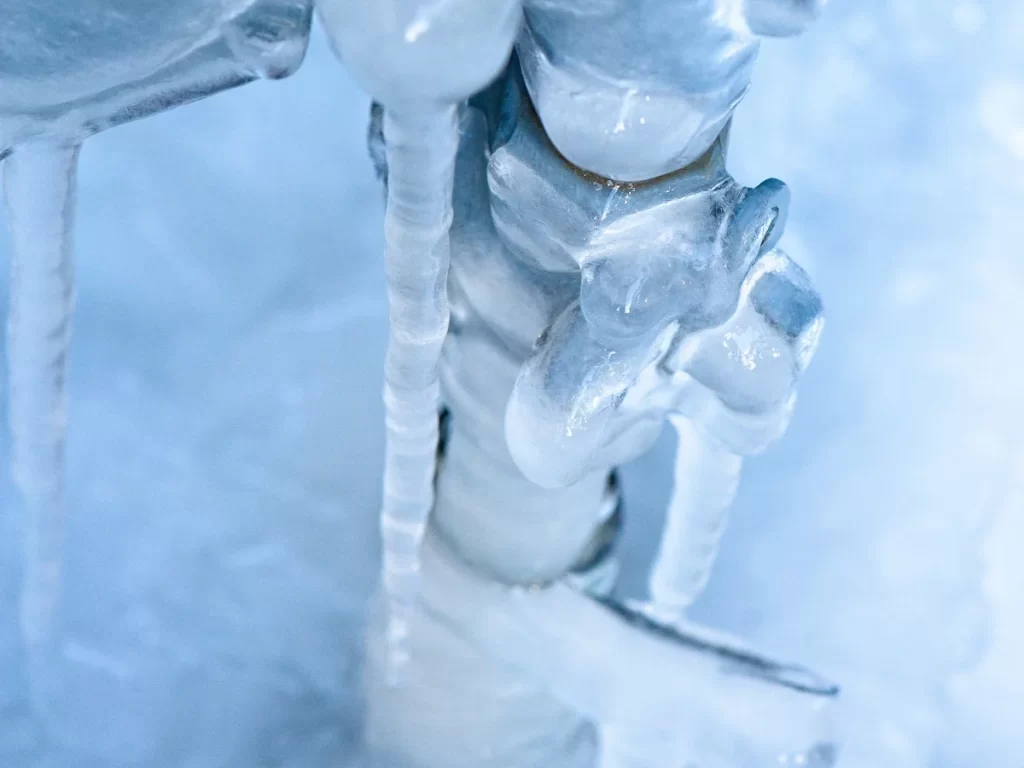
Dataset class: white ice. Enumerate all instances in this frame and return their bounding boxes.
[0,3,1021,766]
[315,0,522,674]
[377,105,459,672]
[647,416,743,622]
[2,141,79,687]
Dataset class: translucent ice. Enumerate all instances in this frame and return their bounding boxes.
[1,0,313,712]
[491,68,791,489]
[316,0,523,672]
[357,75,838,767]
[2,142,79,683]
[316,0,522,112]
[646,416,743,622]
[0,0,313,154]
[0,3,1012,764]
[363,529,839,767]
[377,104,460,670]
[649,252,824,621]
[517,0,824,181]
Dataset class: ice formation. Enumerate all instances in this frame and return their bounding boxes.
[2,141,79,686]
[648,416,743,621]
[1,2,1015,766]
[30,0,1024,764]
[649,250,824,621]
[1,0,314,707]
[359,52,837,763]
[315,0,523,674]
[3,0,837,764]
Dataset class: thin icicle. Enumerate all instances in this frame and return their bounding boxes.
[2,141,80,676]
[379,105,459,677]
[600,415,744,765]
[646,414,743,624]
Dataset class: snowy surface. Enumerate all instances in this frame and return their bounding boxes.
[1,3,1022,765]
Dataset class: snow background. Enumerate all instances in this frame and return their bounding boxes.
[0,1,1021,765]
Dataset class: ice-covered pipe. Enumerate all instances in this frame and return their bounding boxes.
[0,1,313,155]
[316,0,523,675]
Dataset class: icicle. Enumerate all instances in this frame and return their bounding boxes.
[379,105,459,677]
[2,140,80,682]
[646,414,743,624]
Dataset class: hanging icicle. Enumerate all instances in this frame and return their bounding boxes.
[2,140,80,679]
[379,105,460,671]
[316,0,523,677]
[647,414,743,624]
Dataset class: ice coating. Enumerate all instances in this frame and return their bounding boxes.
[434,106,599,588]
[0,1,254,111]
[364,528,839,767]
[516,0,823,181]
[1,0,313,714]
[377,105,460,671]
[316,0,524,674]
[487,62,827,714]
[648,253,825,621]
[0,0,314,153]
[316,0,522,110]
[2,142,79,687]
[360,78,838,766]
[493,70,790,488]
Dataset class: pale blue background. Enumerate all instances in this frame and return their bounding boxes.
[1,2,1021,765]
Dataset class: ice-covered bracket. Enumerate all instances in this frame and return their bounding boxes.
[496,68,805,491]
[1,0,313,694]
[503,0,832,633]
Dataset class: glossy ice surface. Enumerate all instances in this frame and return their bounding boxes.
[0,2,1021,767]
[1,0,314,751]
[315,0,523,674]
[518,0,825,180]
[360,86,837,766]
[0,0,313,153]
[316,0,521,109]
[0,1,256,110]
[486,70,809,491]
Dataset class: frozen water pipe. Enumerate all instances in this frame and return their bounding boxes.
[316,0,523,676]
